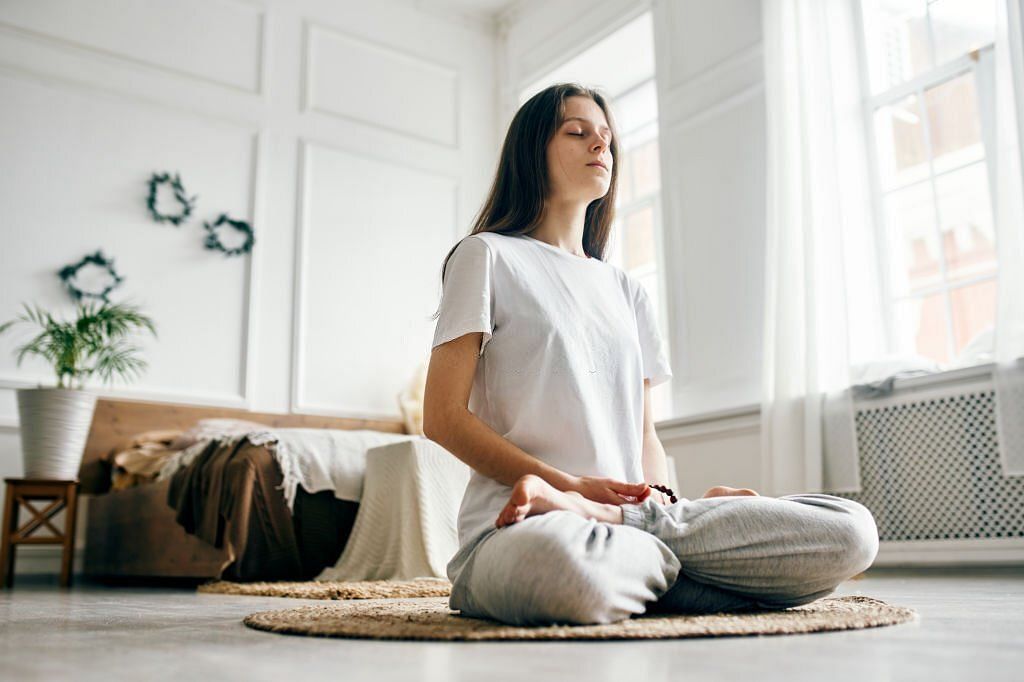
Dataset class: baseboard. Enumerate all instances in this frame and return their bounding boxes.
[873,538,1024,567]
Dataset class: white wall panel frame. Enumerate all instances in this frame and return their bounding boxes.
[0,67,263,413]
[0,0,267,95]
[301,19,461,148]
[290,137,461,419]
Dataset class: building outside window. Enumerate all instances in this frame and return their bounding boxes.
[858,0,1000,368]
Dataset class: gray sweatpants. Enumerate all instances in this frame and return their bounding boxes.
[446,493,880,625]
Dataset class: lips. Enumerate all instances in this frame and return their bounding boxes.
[587,162,608,171]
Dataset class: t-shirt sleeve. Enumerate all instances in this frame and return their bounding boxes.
[431,235,494,357]
[633,280,673,388]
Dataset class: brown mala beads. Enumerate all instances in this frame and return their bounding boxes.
[648,483,678,504]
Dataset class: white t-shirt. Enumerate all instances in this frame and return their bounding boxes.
[430,231,673,546]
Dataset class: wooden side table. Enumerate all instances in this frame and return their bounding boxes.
[0,478,79,588]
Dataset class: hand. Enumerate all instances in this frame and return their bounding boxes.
[701,485,759,498]
[571,476,651,505]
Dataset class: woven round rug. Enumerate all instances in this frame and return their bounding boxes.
[242,595,916,641]
[198,577,451,600]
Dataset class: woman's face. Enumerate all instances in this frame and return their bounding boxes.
[545,95,614,204]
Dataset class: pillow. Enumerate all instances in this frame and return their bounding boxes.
[169,417,273,450]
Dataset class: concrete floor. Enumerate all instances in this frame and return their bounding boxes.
[1,567,1022,682]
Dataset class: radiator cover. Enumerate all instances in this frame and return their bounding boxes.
[830,379,1024,565]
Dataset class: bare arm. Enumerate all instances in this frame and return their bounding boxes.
[423,332,650,504]
[639,379,673,504]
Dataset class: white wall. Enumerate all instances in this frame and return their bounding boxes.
[0,0,498,572]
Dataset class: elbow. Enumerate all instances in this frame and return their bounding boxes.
[422,408,453,443]
[422,419,442,443]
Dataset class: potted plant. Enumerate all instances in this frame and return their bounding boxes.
[0,300,157,479]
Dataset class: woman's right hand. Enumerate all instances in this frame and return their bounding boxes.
[571,476,651,505]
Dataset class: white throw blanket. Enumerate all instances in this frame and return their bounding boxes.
[157,428,417,511]
[317,438,471,581]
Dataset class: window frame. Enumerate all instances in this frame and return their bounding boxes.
[608,76,673,417]
[853,0,998,368]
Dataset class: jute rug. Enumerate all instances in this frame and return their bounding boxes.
[242,595,916,641]
[198,577,451,600]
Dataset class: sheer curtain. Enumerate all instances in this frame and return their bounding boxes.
[761,0,887,496]
[977,0,1024,476]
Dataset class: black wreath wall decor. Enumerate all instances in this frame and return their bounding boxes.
[146,171,197,226]
[203,213,255,257]
[58,250,124,302]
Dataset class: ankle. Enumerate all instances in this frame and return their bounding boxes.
[585,501,623,525]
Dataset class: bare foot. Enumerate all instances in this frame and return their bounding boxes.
[496,474,624,528]
[702,485,759,498]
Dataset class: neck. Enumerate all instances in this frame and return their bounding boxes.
[529,198,588,257]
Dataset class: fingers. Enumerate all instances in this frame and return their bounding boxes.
[609,480,650,495]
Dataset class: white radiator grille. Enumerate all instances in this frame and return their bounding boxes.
[832,388,1024,542]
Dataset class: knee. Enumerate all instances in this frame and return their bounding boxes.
[469,518,668,626]
[831,500,879,577]
[497,527,627,625]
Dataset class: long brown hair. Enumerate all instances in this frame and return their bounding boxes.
[434,83,620,301]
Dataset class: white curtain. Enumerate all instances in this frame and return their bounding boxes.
[977,0,1024,476]
[761,0,887,496]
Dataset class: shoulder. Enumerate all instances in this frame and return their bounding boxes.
[600,260,639,299]
[464,231,519,252]
[452,231,529,264]
[447,233,495,266]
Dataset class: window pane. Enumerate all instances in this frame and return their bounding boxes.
[624,205,655,270]
[614,79,658,135]
[875,95,929,189]
[894,292,950,364]
[949,278,996,359]
[935,162,996,283]
[885,182,940,296]
[617,160,634,204]
[930,0,996,66]
[861,0,932,93]
[631,139,661,197]
[925,71,984,174]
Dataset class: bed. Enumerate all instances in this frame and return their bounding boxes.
[80,397,410,582]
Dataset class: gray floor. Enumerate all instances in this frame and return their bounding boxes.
[1,567,1022,682]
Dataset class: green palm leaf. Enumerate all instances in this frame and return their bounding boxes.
[0,299,157,389]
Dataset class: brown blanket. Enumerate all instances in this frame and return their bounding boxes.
[167,437,358,581]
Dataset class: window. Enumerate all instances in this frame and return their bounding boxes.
[604,79,671,418]
[518,11,672,419]
[858,0,999,368]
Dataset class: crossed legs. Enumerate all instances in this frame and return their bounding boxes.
[448,476,879,625]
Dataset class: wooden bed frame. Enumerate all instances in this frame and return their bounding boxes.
[80,397,407,580]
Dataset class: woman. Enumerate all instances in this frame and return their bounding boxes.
[423,83,878,626]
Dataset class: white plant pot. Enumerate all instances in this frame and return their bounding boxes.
[16,387,97,480]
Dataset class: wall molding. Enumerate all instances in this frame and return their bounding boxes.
[301,19,460,149]
[0,378,251,430]
[0,64,262,412]
[660,42,764,131]
[0,0,266,96]
[289,137,460,418]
